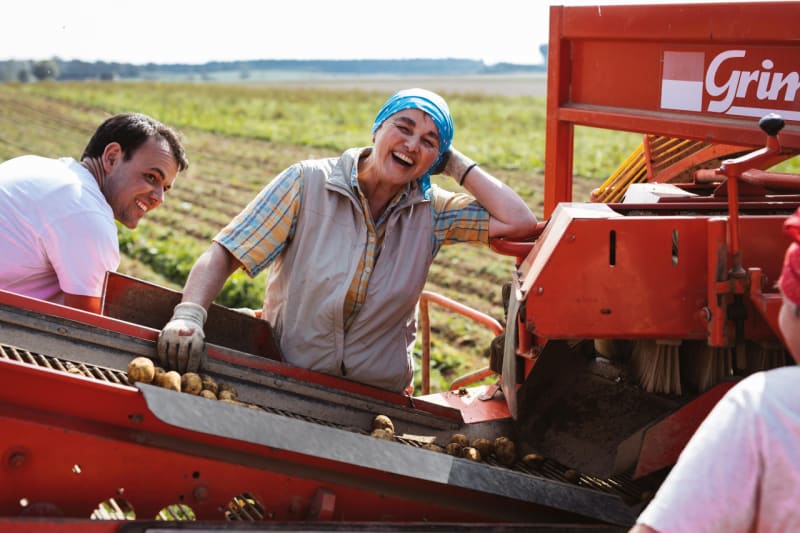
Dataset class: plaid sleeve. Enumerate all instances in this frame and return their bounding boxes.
[214,165,303,277]
[430,186,490,256]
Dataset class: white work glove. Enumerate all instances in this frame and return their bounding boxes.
[157,302,208,373]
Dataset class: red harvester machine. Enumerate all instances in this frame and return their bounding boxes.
[2,2,799,531]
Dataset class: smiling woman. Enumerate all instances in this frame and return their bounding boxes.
[155,87,538,395]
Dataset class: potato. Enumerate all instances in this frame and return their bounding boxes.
[445,442,463,457]
[494,436,516,466]
[370,428,394,441]
[462,447,482,462]
[66,366,86,377]
[218,389,236,401]
[449,433,470,448]
[181,372,202,395]
[199,389,217,400]
[127,357,155,384]
[522,452,545,466]
[156,370,181,391]
[218,382,238,399]
[471,438,493,457]
[372,414,394,434]
[200,374,218,395]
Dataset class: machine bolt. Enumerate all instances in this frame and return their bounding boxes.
[8,452,25,468]
[536,286,544,295]
[193,485,209,502]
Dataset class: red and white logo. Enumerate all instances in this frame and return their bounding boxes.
[661,51,705,112]
[661,50,800,121]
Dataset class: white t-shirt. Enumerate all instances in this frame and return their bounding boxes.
[636,366,800,533]
[0,155,119,303]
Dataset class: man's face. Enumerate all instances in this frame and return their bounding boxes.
[103,136,179,228]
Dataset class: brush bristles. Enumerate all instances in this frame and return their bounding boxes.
[746,340,789,374]
[630,339,791,396]
[632,339,682,395]
[681,343,733,393]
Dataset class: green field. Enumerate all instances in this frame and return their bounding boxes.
[1,80,793,392]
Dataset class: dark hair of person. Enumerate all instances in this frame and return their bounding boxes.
[81,113,189,172]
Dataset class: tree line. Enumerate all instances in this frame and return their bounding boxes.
[0,56,546,83]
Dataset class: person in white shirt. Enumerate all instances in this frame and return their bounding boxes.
[0,113,188,313]
[630,208,800,533]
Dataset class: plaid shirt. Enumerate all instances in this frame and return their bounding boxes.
[216,151,489,331]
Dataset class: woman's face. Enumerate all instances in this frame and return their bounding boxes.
[778,294,800,364]
[372,108,441,185]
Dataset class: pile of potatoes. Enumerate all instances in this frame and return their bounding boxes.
[126,356,254,407]
[368,414,551,468]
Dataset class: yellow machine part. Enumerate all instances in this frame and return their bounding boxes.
[592,135,712,203]
[590,135,750,203]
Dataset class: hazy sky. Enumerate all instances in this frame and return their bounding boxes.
[0,0,756,66]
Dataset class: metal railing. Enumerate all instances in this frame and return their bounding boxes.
[417,290,504,395]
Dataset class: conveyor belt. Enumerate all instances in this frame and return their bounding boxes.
[0,341,650,514]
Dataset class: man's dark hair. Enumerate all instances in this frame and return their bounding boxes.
[81,113,189,172]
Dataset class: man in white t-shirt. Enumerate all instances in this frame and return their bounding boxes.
[630,209,800,533]
[0,113,188,313]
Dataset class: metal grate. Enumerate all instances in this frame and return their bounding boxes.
[0,342,129,384]
[224,492,267,521]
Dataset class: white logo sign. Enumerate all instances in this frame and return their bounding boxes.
[661,50,800,121]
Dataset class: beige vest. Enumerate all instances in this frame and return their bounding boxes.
[262,148,434,392]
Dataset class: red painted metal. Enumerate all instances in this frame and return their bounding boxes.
[748,268,784,341]
[633,381,737,478]
[545,2,800,216]
[519,211,788,341]
[0,520,117,532]
[416,386,511,425]
[489,221,548,260]
[418,291,504,394]
[3,4,800,528]
[0,358,530,524]
[0,289,460,422]
[740,169,800,191]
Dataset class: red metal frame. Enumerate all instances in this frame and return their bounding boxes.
[4,2,800,528]
[632,380,736,478]
[518,210,789,342]
[0,289,460,421]
[545,1,800,217]
[0,358,512,523]
[509,1,800,483]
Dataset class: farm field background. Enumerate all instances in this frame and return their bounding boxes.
[4,77,788,391]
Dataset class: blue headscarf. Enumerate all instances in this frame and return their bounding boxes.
[371,88,454,199]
